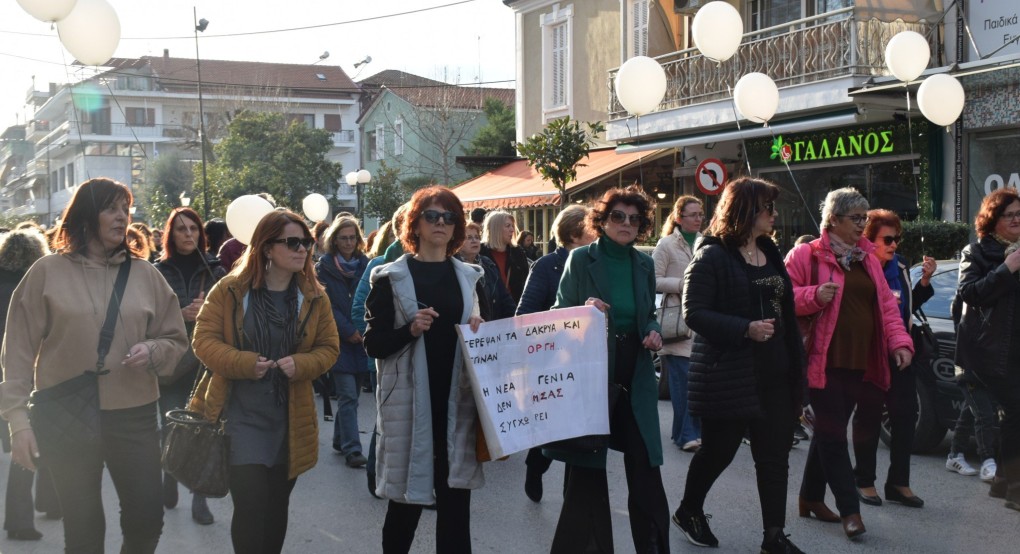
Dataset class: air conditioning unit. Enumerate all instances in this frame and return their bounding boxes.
[674,0,709,16]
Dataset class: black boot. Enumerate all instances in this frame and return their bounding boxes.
[120,536,159,554]
[162,473,178,509]
[191,493,214,525]
[761,528,804,554]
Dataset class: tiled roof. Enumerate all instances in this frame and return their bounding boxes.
[141,56,358,97]
[359,70,447,89]
[388,86,514,110]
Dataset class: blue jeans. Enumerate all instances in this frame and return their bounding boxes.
[664,354,700,446]
[332,372,363,455]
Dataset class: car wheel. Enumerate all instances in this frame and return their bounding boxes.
[655,354,670,400]
[879,380,947,453]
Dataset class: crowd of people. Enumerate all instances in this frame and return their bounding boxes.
[0,175,1017,553]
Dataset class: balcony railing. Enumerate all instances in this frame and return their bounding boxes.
[75,123,190,139]
[608,7,939,118]
[331,130,355,143]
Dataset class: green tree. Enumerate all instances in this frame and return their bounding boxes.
[204,111,343,215]
[515,116,605,208]
[464,97,516,157]
[361,161,409,221]
[140,152,193,227]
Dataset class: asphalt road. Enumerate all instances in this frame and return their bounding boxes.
[2,393,1017,553]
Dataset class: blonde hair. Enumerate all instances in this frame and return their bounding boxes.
[323,215,365,256]
[482,210,517,251]
[661,195,703,237]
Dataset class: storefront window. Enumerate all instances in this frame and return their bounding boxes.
[967,129,1020,225]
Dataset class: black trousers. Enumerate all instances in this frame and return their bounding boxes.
[801,368,878,517]
[551,336,670,553]
[382,450,471,553]
[680,383,794,530]
[3,461,59,531]
[852,365,917,488]
[984,376,1020,502]
[526,446,554,473]
[228,464,297,554]
[42,402,164,554]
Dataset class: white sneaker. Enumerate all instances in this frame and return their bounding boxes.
[946,453,978,476]
[980,458,997,482]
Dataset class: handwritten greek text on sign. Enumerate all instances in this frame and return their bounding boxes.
[457,306,609,459]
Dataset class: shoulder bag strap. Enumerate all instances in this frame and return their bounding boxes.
[94,260,132,375]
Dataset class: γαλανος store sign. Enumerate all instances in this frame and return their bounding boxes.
[457,305,608,459]
[747,122,917,167]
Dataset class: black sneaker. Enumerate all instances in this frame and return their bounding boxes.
[761,531,804,554]
[672,505,719,547]
[346,452,368,468]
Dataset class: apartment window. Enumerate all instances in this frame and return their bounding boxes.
[541,3,573,120]
[375,123,385,160]
[125,107,155,127]
[324,114,341,132]
[66,163,74,189]
[748,0,804,31]
[394,120,404,156]
[286,113,315,128]
[630,0,649,57]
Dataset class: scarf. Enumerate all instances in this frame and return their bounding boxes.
[249,278,299,405]
[333,253,361,280]
[827,233,867,271]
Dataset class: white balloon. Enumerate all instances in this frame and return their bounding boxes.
[733,72,779,124]
[302,193,330,223]
[56,0,120,66]
[884,31,930,83]
[692,2,744,63]
[16,0,78,22]
[917,74,965,127]
[225,195,275,246]
[614,56,667,116]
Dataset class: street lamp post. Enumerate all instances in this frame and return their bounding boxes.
[194,9,209,219]
[346,169,372,220]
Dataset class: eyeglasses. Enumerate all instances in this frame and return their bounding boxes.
[608,210,645,227]
[760,202,776,215]
[422,210,456,225]
[271,237,315,252]
[880,235,902,246]
[680,212,704,219]
[837,214,869,226]
[1002,210,1020,222]
[465,235,481,241]
[336,235,359,242]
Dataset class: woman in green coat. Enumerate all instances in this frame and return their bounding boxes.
[548,185,669,553]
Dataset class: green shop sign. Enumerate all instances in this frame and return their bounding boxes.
[747,122,916,167]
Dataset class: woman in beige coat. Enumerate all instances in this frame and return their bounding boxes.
[653,195,704,452]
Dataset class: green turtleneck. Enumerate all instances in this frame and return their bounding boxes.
[598,236,636,333]
[679,229,698,249]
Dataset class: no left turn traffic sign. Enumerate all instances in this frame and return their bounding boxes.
[696,158,727,195]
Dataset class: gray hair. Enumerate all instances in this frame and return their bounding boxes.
[482,210,517,251]
[819,187,869,233]
[552,204,589,246]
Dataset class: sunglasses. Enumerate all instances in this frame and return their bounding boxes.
[880,235,902,246]
[422,210,456,225]
[271,237,315,252]
[609,210,645,226]
[760,201,776,214]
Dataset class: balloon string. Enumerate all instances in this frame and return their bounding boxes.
[766,125,819,231]
[905,88,926,254]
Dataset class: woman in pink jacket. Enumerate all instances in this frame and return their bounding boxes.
[784,187,913,541]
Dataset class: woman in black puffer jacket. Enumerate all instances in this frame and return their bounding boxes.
[153,208,226,524]
[954,187,1020,512]
[479,210,530,304]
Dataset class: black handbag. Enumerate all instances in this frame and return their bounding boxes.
[161,400,230,498]
[28,260,131,459]
[909,308,938,369]
[543,383,625,454]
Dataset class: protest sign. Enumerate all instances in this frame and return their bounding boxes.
[457,305,608,459]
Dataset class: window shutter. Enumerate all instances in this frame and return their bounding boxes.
[552,23,566,106]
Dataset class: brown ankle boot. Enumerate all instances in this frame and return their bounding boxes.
[797,497,840,523]
[841,513,866,539]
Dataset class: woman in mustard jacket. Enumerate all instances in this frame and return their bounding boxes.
[191,210,339,554]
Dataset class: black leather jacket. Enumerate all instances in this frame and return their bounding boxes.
[954,236,1020,384]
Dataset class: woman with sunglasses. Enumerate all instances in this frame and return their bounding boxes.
[954,187,1020,512]
[314,215,371,469]
[850,209,935,510]
[153,207,227,525]
[786,187,913,541]
[673,178,805,553]
[191,210,339,553]
[364,186,485,553]
[480,210,530,304]
[547,185,669,553]
[653,195,705,455]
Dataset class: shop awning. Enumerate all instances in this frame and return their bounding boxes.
[453,148,670,210]
[616,110,863,154]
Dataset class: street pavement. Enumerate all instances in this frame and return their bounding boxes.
[2,392,1018,553]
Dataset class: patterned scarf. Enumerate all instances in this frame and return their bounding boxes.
[333,253,361,280]
[827,233,867,271]
[249,278,299,405]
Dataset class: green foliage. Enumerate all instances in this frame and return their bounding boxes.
[362,161,413,221]
[515,117,605,207]
[206,111,343,215]
[898,220,971,265]
[139,152,194,227]
[464,98,516,157]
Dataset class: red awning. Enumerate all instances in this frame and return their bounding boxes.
[452,147,670,210]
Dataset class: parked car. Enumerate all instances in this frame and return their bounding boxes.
[879,260,965,453]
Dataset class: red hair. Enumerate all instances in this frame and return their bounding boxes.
[400,186,466,257]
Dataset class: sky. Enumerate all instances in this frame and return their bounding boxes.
[0,0,517,131]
